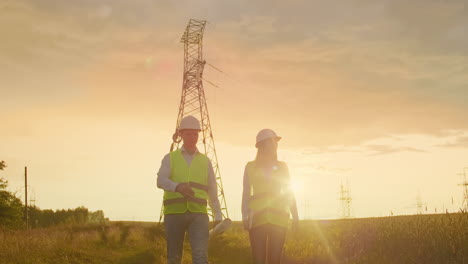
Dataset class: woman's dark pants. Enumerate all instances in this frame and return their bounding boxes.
[249,223,287,264]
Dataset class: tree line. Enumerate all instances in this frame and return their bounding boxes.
[0,161,108,229]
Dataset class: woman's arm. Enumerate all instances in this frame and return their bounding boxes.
[284,162,300,223]
[289,194,299,222]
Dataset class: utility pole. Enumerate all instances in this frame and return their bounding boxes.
[25,166,29,231]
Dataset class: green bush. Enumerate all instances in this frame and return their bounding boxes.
[0,161,24,229]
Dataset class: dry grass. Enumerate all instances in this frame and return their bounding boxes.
[0,213,467,264]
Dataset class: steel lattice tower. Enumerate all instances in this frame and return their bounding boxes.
[339,181,353,218]
[416,192,424,214]
[160,19,229,221]
[459,167,468,212]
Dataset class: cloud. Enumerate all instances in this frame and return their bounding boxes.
[2,0,468,148]
[365,145,426,156]
[283,133,449,158]
[0,0,187,74]
[297,141,427,157]
[0,0,185,115]
[382,0,468,56]
[438,136,468,149]
[207,8,468,146]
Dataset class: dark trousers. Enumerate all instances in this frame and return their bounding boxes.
[164,212,209,264]
[249,223,287,264]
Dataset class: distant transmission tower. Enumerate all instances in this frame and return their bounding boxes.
[339,180,353,218]
[458,167,468,212]
[30,189,36,208]
[303,199,312,220]
[416,192,424,214]
[159,19,229,222]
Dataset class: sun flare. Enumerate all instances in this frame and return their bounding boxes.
[290,179,303,195]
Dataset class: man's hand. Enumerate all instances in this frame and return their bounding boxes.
[175,183,194,198]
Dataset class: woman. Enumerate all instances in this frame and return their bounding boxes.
[242,129,299,264]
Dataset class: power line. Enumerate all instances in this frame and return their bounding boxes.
[202,77,223,89]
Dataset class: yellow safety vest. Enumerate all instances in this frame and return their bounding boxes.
[247,161,291,228]
[163,149,209,214]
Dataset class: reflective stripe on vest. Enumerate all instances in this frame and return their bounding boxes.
[163,196,207,207]
[163,149,209,214]
[247,161,290,228]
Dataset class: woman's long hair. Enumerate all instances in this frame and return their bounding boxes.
[255,139,278,168]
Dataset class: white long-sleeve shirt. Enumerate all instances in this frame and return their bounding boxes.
[157,147,223,221]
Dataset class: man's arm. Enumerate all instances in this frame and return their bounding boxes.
[207,160,223,221]
[241,165,250,221]
[241,165,251,230]
[156,154,178,192]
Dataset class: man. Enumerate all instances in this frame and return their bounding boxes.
[157,115,222,264]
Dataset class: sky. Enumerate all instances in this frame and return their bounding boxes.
[1,0,468,221]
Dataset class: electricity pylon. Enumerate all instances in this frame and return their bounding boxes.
[339,180,353,218]
[459,167,468,212]
[416,192,425,214]
[159,19,229,222]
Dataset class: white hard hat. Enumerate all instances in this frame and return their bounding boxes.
[179,116,201,131]
[255,129,281,147]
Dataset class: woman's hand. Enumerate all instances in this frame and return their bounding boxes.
[292,219,299,234]
[243,219,250,231]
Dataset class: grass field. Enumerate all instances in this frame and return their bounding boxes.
[0,213,467,264]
